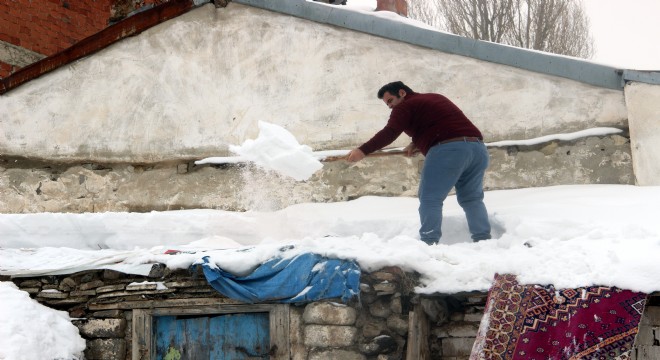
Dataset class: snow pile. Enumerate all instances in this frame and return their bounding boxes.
[487,127,623,147]
[197,121,323,181]
[3,185,660,293]
[0,282,86,360]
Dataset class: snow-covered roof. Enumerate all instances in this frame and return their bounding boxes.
[2,125,659,295]
[2,184,660,294]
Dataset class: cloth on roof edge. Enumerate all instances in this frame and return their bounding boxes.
[200,253,360,304]
[470,273,647,360]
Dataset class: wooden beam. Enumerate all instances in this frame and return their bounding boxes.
[150,304,276,316]
[89,297,243,311]
[406,304,431,360]
[270,304,291,358]
[132,309,152,360]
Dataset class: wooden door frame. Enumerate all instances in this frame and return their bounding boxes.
[405,303,431,359]
[132,302,290,360]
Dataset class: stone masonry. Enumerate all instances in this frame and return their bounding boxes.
[5,264,659,359]
[0,133,633,213]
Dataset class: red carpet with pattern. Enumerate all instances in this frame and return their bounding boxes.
[471,274,647,360]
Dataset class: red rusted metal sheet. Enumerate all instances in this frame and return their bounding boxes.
[0,0,197,95]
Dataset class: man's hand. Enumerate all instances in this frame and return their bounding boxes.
[403,142,420,157]
[346,148,366,162]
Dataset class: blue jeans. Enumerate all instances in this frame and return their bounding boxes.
[418,140,491,244]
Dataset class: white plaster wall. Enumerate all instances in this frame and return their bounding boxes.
[625,82,660,186]
[0,3,628,163]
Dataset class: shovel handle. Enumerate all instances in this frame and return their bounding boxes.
[322,149,407,162]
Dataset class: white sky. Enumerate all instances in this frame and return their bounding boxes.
[582,0,660,70]
[343,0,660,70]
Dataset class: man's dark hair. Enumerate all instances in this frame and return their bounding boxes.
[377,81,414,99]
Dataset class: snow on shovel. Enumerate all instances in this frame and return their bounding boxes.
[195,121,405,181]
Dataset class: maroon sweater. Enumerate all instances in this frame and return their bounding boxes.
[358,92,483,156]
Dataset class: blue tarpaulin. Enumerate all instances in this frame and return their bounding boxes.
[200,253,361,304]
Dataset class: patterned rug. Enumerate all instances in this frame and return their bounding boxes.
[471,274,647,360]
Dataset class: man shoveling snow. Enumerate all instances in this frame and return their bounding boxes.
[196,83,491,246]
[347,81,492,244]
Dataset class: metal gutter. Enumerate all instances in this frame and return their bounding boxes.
[622,70,660,86]
[235,0,625,90]
[0,0,209,95]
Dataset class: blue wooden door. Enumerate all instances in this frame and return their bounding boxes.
[154,312,271,359]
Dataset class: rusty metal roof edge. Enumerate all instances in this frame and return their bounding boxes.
[0,0,210,95]
[234,0,625,91]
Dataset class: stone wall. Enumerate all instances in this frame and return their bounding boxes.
[5,265,659,359]
[426,294,487,359]
[0,133,633,213]
[633,301,660,360]
[4,265,471,359]
[294,267,418,359]
[9,265,231,360]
